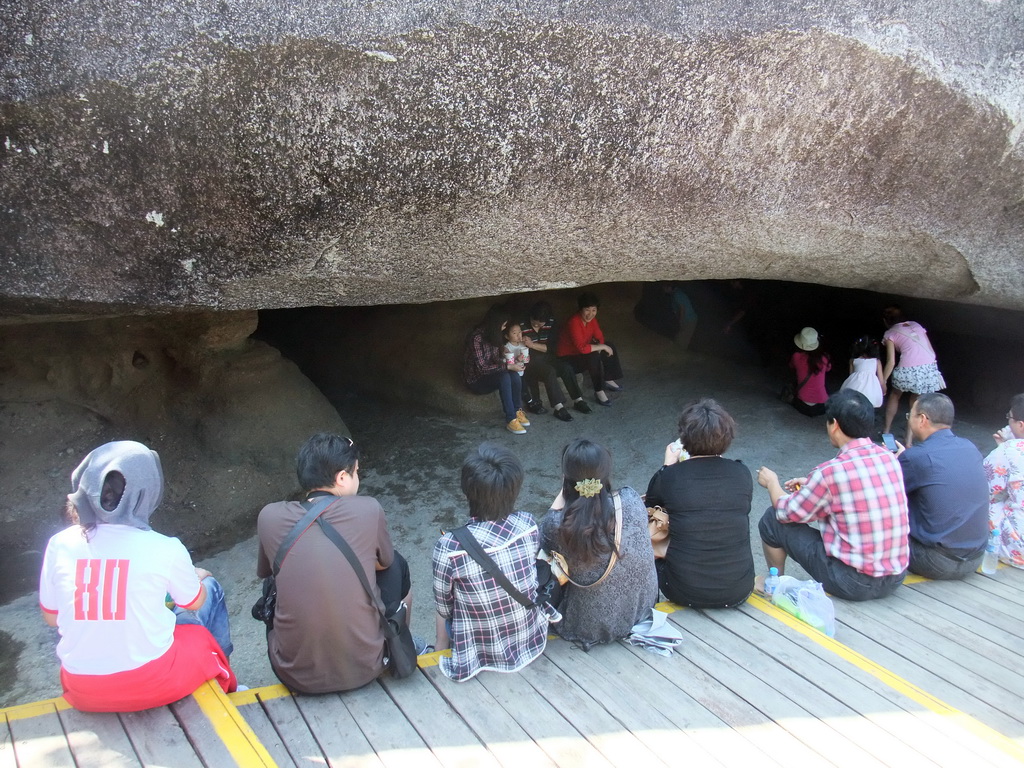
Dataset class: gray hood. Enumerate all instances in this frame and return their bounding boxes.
[67,441,164,530]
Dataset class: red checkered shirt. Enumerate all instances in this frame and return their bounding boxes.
[774,437,910,576]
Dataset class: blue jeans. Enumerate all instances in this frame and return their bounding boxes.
[175,576,233,657]
[467,370,522,422]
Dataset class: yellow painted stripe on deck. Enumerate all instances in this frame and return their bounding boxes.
[902,573,930,585]
[655,600,684,614]
[417,648,452,668]
[192,680,277,767]
[0,696,71,721]
[747,593,1024,761]
[228,683,293,706]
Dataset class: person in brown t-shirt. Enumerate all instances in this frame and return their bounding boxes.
[256,433,414,693]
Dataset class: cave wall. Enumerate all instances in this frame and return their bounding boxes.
[1,0,1022,315]
[0,311,345,599]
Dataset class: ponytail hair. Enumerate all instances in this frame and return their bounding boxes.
[849,335,880,360]
[556,438,619,566]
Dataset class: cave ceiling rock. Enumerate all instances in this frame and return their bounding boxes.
[1,2,1022,314]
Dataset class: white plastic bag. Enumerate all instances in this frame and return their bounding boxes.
[771,575,836,637]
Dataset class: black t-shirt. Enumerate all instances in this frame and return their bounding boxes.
[646,456,754,607]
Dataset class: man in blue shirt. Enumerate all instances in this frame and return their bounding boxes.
[897,393,988,579]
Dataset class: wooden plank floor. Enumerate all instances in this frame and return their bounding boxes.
[5,566,1024,767]
[0,681,274,768]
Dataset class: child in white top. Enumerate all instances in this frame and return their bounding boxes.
[840,336,885,408]
[504,323,529,377]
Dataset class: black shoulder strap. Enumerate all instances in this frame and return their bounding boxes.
[272,496,336,576]
[314,516,389,625]
[451,525,536,609]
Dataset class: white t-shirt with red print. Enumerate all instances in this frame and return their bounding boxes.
[39,524,202,675]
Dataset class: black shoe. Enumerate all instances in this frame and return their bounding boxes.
[525,400,547,415]
[554,407,573,422]
[604,382,624,392]
[573,400,592,414]
[595,397,612,407]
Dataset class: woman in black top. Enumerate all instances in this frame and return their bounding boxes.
[645,398,754,608]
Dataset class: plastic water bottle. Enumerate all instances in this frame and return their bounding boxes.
[981,530,999,575]
[765,567,780,596]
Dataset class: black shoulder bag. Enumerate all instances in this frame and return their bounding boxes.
[451,526,561,610]
[251,496,335,629]
[314,517,418,679]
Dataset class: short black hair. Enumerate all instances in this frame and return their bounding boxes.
[1010,393,1024,421]
[824,390,875,439]
[916,393,954,426]
[678,398,736,455]
[529,301,553,322]
[577,292,600,310]
[461,443,523,522]
[296,433,360,490]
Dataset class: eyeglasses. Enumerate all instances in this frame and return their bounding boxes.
[1009,412,1019,423]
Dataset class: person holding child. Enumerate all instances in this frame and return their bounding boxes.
[432,444,558,681]
[540,439,658,649]
[464,305,531,435]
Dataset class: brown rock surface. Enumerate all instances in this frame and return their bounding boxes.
[0,311,345,602]
[2,2,1022,314]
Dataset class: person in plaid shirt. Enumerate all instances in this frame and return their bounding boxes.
[432,443,557,681]
[757,389,910,601]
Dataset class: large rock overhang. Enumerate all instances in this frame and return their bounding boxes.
[1,1,1022,315]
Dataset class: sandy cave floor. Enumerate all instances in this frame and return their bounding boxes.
[0,337,1002,708]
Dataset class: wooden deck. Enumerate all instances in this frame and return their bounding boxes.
[5,566,1023,767]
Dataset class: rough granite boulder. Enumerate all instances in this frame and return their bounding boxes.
[1,0,1022,315]
[0,311,345,601]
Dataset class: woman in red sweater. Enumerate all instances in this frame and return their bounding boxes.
[557,292,624,407]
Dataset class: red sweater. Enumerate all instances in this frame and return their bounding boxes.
[557,313,605,356]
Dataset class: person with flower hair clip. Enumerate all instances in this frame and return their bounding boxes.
[540,438,658,650]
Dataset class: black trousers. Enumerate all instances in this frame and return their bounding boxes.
[377,550,412,615]
[560,343,623,393]
[525,352,583,406]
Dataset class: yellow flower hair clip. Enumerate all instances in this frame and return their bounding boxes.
[574,478,603,498]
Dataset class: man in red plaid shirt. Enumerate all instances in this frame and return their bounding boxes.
[757,390,910,601]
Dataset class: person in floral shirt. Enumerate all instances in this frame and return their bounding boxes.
[983,393,1024,569]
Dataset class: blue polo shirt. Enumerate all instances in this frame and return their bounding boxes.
[898,429,988,552]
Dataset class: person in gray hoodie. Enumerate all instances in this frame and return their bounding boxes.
[39,440,236,711]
